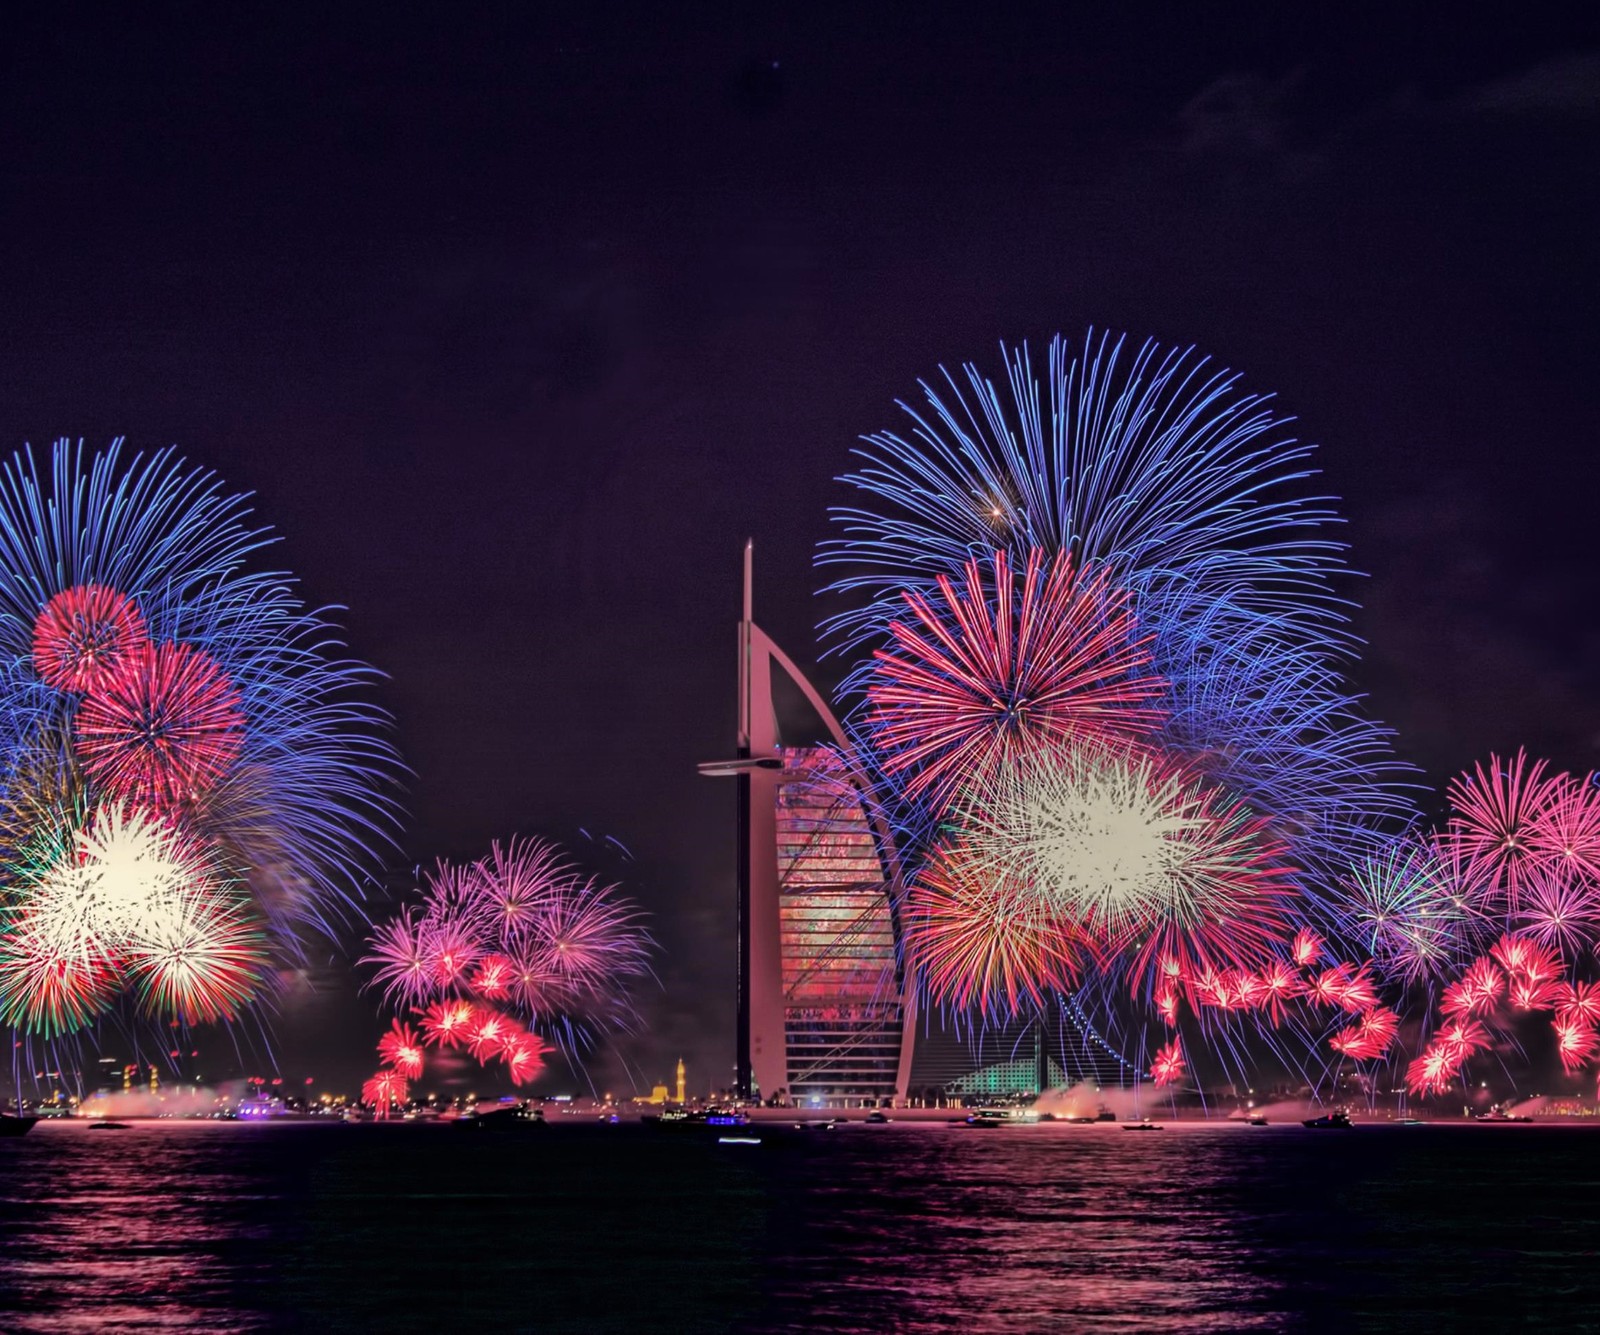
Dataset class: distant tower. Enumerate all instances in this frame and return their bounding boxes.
[675,1058,686,1105]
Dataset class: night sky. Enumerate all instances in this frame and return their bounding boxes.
[3,8,1597,1094]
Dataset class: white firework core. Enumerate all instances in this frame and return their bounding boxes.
[33,806,214,960]
[964,747,1237,936]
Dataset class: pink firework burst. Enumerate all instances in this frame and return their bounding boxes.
[31,584,148,694]
[361,911,435,1010]
[1150,1041,1186,1087]
[1527,773,1600,884]
[422,917,484,991]
[377,1020,425,1079]
[1447,751,1563,902]
[1515,871,1600,958]
[865,547,1165,808]
[74,642,245,806]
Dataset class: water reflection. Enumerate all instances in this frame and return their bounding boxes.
[1,1120,1597,1331]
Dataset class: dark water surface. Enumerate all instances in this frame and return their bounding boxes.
[2,1119,1598,1332]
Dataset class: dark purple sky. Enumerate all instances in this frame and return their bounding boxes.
[3,7,1598,1093]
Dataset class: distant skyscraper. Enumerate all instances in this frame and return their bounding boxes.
[701,542,915,1106]
[675,1058,686,1105]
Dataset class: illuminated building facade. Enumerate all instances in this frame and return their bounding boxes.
[702,543,915,1106]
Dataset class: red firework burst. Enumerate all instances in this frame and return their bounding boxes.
[472,953,514,999]
[1330,1006,1399,1062]
[866,547,1165,807]
[1439,956,1505,1017]
[377,1020,425,1079]
[501,1030,548,1085]
[362,1069,407,1118]
[418,998,474,1048]
[31,584,148,694]
[901,844,1085,1018]
[1555,980,1600,1029]
[1554,1017,1600,1073]
[1256,959,1303,1026]
[463,1007,514,1062]
[74,642,245,806]
[1405,1043,1460,1097]
[1447,751,1563,901]
[1150,1041,1185,1087]
[1290,928,1323,968]
[0,912,120,1035]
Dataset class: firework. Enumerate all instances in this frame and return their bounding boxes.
[1446,752,1562,902]
[964,744,1295,995]
[121,889,266,1024]
[1514,871,1599,958]
[364,911,434,1011]
[1329,1006,1398,1062]
[0,440,399,1044]
[901,844,1084,1017]
[1526,773,1600,883]
[418,998,474,1048]
[362,1068,407,1117]
[1344,839,1477,986]
[1439,957,1505,1018]
[31,584,148,694]
[0,912,119,1035]
[864,547,1163,806]
[1150,1040,1186,1087]
[819,331,1349,656]
[1555,981,1600,1028]
[1554,1018,1600,1074]
[363,835,653,1086]
[377,1019,425,1079]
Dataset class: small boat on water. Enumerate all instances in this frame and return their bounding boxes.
[864,1111,890,1125]
[1123,1120,1163,1132]
[965,1107,1039,1129]
[1475,1110,1533,1123]
[88,1120,132,1130]
[1302,1111,1353,1129]
[0,1115,37,1137]
[1247,1116,1269,1126]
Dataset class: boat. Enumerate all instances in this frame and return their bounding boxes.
[864,1111,890,1125]
[1475,1110,1533,1123]
[717,1135,762,1146]
[1302,1111,1353,1129]
[1095,1110,1117,1123]
[0,1115,37,1138]
[1123,1120,1163,1131]
[1247,1116,1269,1126]
[964,1106,1040,1128]
[88,1120,132,1130]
